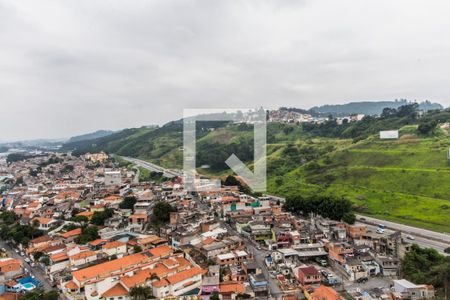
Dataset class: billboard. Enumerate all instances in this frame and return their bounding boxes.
[379,130,399,139]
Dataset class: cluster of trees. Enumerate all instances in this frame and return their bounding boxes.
[119,196,137,210]
[91,208,114,226]
[402,244,450,298]
[196,137,253,171]
[283,195,356,224]
[75,226,100,244]
[6,153,28,165]
[0,211,44,246]
[151,201,177,225]
[38,155,63,167]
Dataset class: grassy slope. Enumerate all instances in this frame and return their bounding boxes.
[268,126,450,232]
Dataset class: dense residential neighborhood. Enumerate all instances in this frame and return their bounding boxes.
[0,151,446,300]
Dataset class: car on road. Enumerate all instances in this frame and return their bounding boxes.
[320,270,330,278]
[360,217,366,221]
[406,235,415,240]
[14,249,19,254]
[24,258,31,263]
[20,252,25,256]
[356,277,368,284]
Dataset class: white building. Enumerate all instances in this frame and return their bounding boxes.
[379,130,399,139]
[104,170,122,186]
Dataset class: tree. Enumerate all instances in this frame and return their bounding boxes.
[119,196,137,210]
[402,244,450,298]
[417,121,437,135]
[71,215,89,225]
[129,286,153,300]
[429,259,450,299]
[342,212,356,224]
[91,208,114,226]
[75,226,99,244]
[133,245,142,253]
[151,202,176,225]
[210,291,220,300]
[0,211,17,225]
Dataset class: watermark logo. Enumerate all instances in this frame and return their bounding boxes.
[183,108,266,192]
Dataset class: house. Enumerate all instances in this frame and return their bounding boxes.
[152,266,205,298]
[130,213,148,226]
[102,241,127,258]
[101,282,129,300]
[60,227,82,242]
[393,279,435,300]
[69,251,98,267]
[219,282,245,300]
[216,251,249,266]
[32,217,57,230]
[29,235,53,250]
[298,266,321,286]
[375,256,400,277]
[0,258,22,280]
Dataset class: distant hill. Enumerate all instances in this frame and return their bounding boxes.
[67,130,115,143]
[310,100,443,117]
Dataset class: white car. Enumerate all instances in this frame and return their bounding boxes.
[24,258,31,263]
[406,235,415,240]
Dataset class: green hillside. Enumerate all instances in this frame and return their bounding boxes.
[64,106,450,232]
[268,128,450,232]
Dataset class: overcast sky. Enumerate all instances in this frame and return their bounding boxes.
[1,0,450,141]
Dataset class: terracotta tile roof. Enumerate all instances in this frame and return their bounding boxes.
[72,253,151,283]
[152,278,169,288]
[0,258,21,268]
[219,282,245,294]
[65,280,78,290]
[166,266,204,284]
[104,195,121,201]
[312,285,343,300]
[102,282,128,297]
[32,217,54,225]
[51,252,69,262]
[137,235,160,245]
[60,228,82,239]
[76,211,94,217]
[299,266,319,276]
[89,239,107,247]
[70,251,97,261]
[120,269,151,288]
[202,237,215,245]
[102,240,126,250]
[30,235,52,244]
[148,245,172,258]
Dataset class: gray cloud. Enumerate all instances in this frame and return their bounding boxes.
[1,0,450,140]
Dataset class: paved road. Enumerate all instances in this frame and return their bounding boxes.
[0,239,52,290]
[356,215,450,254]
[121,156,182,178]
[222,222,284,299]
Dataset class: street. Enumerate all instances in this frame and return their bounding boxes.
[0,239,52,291]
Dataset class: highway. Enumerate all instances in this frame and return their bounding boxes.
[356,215,450,254]
[121,156,183,178]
